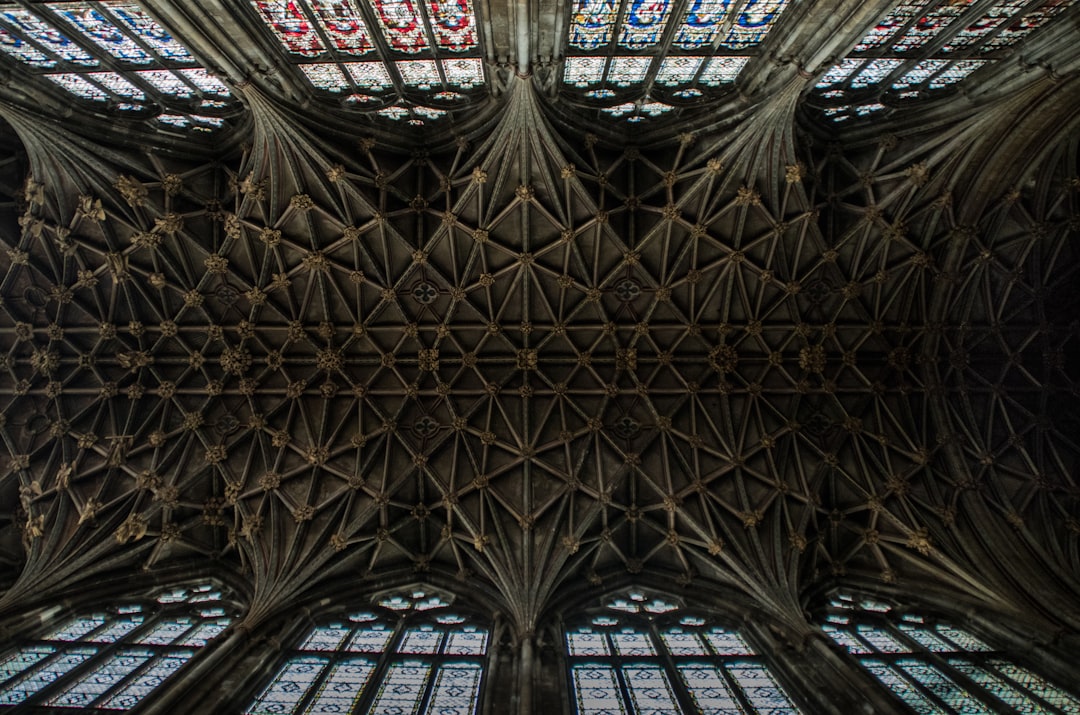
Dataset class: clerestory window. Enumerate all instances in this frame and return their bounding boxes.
[565,589,803,714]
[244,587,490,715]
[820,593,1080,713]
[0,582,234,711]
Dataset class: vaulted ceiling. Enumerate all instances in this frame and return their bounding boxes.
[0,0,1078,638]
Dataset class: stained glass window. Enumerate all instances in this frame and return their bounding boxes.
[820,594,1080,714]
[565,590,803,714]
[245,588,489,715]
[0,583,234,709]
[814,0,1078,121]
[249,0,484,104]
[0,2,236,131]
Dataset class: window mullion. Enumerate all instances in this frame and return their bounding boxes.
[648,621,699,714]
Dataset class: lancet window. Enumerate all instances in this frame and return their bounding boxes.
[813,0,1078,122]
[564,590,803,714]
[820,593,1080,713]
[561,0,794,121]
[249,0,485,125]
[244,587,490,715]
[0,1,236,131]
[0,583,234,710]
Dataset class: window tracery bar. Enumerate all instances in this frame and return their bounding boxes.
[0,584,233,710]
[820,594,1080,714]
[565,590,802,714]
[244,589,488,715]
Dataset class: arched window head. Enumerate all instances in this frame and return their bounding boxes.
[565,588,803,714]
[0,582,235,710]
[821,593,1080,713]
[245,586,489,715]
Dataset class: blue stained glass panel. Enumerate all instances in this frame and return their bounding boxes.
[367,660,431,713]
[571,665,625,715]
[302,658,374,713]
[673,0,730,49]
[45,649,151,707]
[0,647,55,686]
[98,652,192,710]
[1,9,97,65]
[300,626,353,651]
[726,661,801,713]
[244,656,329,715]
[50,5,152,64]
[721,0,789,49]
[618,0,674,49]
[678,664,742,714]
[444,628,488,655]
[569,0,617,50]
[103,2,194,62]
[567,630,610,657]
[427,663,483,715]
[397,626,443,654]
[0,648,97,705]
[623,664,681,712]
[860,659,948,715]
[0,27,55,66]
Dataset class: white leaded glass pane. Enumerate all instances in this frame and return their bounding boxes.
[822,625,872,654]
[133,619,192,645]
[934,625,992,652]
[444,628,488,655]
[927,60,986,89]
[0,9,97,65]
[45,648,151,707]
[849,59,902,88]
[891,59,947,89]
[181,68,231,95]
[990,659,1080,711]
[344,61,393,90]
[43,616,106,642]
[660,629,708,656]
[103,3,194,62]
[397,59,441,88]
[157,114,191,127]
[816,58,862,88]
[300,626,352,651]
[97,651,192,710]
[656,56,703,85]
[427,663,483,715]
[611,630,655,656]
[367,661,431,712]
[86,71,144,98]
[618,0,673,49]
[243,656,329,715]
[897,625,954,653]
[856,625,910,653]
[699,56,748,85]
[377,105,409,119]
[623,665,681,712]
[571,664,625,714]
[704,629,753,655]
[87,618,144,643]
[569,0,617,50]
[177,620,229,647]
[567,630,610,657]
[564,56,605,87]
[136,70,194,96]
[301,63,350,91]
[607,56,651,86]
[0,647,55,685]
[398,626,443,654]
[442,58,484,88]
[0,648,97,705]
[0,27,55,66]
[346,626,393,653]
[726,661,801,713]
[860,659,948,715]
[50,5,152,64]
[673,0,730,49]
[302,658,375,713]
[854,2,923,52]
[678,664,743,714]
[948,659,1046,712]
[896,659,973,712]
